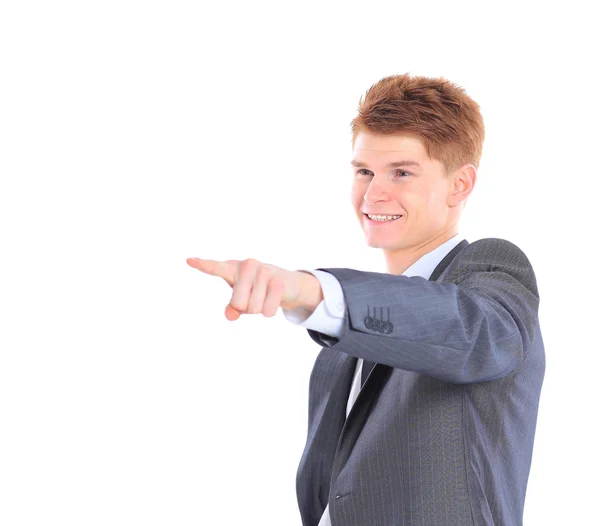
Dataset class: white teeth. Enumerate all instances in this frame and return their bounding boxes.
[367,214,401,221]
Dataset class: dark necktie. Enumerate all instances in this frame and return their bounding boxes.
[361,360,376,388]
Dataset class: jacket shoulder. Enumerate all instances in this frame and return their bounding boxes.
[449,237,539,297]
[462,237,533,265]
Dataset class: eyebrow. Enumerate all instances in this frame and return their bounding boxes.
[350,159,423,170]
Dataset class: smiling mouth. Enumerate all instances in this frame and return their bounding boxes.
[364,213,403,223]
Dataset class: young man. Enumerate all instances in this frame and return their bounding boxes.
[187,73,545,525]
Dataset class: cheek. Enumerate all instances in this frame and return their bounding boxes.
[350,186,363,207]
[419,185,443,207]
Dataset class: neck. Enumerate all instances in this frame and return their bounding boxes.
[384,224,459,275]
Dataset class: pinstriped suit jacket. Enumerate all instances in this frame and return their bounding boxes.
[296,238,545,526]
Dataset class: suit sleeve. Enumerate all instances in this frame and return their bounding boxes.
[306,239,540,384]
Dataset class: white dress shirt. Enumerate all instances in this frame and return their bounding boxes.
[283,234,464,526]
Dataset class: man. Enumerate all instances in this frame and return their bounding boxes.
[187,73,545,525]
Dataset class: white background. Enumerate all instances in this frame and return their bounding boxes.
[1,1,598,524]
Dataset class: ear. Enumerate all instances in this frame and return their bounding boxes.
[448,164,476,207]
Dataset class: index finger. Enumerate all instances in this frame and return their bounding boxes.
[186,258,236,286]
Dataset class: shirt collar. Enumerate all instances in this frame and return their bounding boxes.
[402,234,464,279]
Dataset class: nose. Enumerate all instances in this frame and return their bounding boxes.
[363,178,390,205]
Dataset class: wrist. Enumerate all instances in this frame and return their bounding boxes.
[297,271,324,312]
[280,271,323,312]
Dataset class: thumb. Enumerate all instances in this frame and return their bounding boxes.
[225,303,241,321]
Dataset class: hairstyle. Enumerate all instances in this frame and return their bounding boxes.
[351,73,485,174]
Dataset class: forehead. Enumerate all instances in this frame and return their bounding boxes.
[352,132,428,161]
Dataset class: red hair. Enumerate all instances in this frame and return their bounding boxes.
[351,73,485,173]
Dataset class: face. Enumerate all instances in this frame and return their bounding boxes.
[350,132,473,263]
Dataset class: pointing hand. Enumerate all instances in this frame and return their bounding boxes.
[186,257,313,321]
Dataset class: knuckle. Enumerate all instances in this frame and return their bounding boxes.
[239,260,252,273]
[257,265,272,280]
[272,276,285,292]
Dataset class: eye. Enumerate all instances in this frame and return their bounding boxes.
[355,169,411,178]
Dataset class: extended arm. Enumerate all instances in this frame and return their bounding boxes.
[305,240,540,384]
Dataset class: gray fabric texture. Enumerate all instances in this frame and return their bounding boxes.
[296,238,545,526]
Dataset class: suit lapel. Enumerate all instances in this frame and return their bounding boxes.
[429,239,469,282]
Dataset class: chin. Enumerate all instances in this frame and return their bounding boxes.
[365,239,395,249]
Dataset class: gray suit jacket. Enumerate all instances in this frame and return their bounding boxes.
[296,238,545,526]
